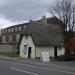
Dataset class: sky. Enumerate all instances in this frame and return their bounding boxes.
[0,0,56,29]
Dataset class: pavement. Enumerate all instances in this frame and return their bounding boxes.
[0,55,75,75]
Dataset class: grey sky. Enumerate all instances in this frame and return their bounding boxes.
[0,0,55,28]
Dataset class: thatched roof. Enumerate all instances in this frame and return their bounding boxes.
[21,21,64,46]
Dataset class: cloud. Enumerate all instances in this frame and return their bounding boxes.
[0,0,55,28]
[0,18,15,29]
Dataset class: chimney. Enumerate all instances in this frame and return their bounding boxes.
[29,19,33,23]
[41,15,47,25]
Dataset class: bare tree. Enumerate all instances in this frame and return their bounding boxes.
[50,0,75,60]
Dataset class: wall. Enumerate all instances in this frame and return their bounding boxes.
[36,46,65,58]
[20,35,35,58]
[0,44,17,52]
[57,47,65,56]
[36,46,54,58]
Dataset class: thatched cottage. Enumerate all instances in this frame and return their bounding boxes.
[19,17,65,59]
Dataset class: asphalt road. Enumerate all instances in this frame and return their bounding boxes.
[0,60,75,75]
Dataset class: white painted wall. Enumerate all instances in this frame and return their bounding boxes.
[57,47,65,56]
[36,47,54,58]
[36,46,65,58]
[28,36,35,58]
[20,35,35,58]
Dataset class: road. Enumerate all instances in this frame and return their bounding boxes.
[0,60,75,75]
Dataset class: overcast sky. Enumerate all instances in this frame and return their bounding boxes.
[0,0,55,29]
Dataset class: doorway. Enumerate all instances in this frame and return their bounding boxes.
[54,46,57,58]
[28,47,32,58]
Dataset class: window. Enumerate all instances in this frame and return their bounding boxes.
[5,35,9,42]
[23,45,27,54]
[18,27,19,31]
[0,36,2,42]
[21,26,23,30]
[12,28,14,32]
[8,29,10,32]
[15,27,18,31]
[24,25,26,28]
[5,29,7,33]
[1,30,2,33]
[19,26,21,31]
[3,29,5,33]
[16,34,20,42]
[13,27,15,31]
[12,35,16,42]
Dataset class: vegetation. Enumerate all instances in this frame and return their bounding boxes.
[52,54,75,61]
[50,0,75,61]
[0,52,19,57]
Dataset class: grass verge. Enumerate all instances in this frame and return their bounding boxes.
[0,52,19,57]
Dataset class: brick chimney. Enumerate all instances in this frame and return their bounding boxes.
[41,15,47,25]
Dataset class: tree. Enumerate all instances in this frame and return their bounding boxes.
[50,0,75,60]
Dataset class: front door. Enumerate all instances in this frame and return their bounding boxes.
[54,46,57,58]
[28,47,31,58]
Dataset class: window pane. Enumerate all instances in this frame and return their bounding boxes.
[5,35,9,42]
[12,35,16,42]
[23,45,27,54]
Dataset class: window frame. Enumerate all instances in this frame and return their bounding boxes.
[23,45,27,54]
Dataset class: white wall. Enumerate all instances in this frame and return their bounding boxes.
[36,46,65,58]
[57,47,65,56]
[28,36,35,58]
[20,35,35,58]
[36,46,54,58]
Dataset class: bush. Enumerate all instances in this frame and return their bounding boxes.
[54,54,75,61]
